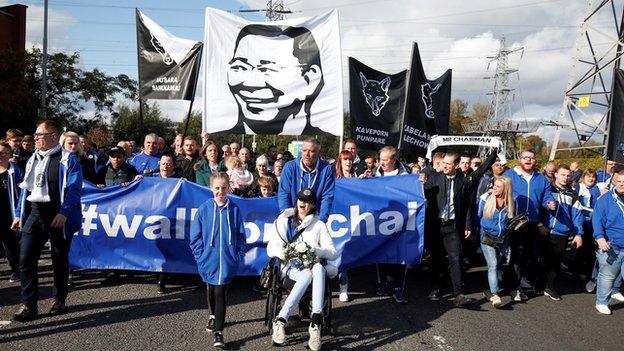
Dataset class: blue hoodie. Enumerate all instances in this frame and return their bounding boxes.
[503,167,555,223]
[6,163,24,220]
[575,183,601,228]
[278,157,335,222]
[477,192,511,238]
[190,199,246,285]
[592,190,624,249]
[544,185,583,237]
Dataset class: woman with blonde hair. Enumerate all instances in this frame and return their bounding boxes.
[60,131,96,183]
[476,176,515,308]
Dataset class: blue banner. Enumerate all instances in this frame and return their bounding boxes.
[70,176,425,275]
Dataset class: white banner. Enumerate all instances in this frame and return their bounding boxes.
[202,8,343,136]
[425,135,507,164]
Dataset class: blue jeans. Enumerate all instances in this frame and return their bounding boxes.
[481,242,508,294]
[277,262,325,320]
[590,259,622,292]
[338,271,348,292]
[596,249,624,306]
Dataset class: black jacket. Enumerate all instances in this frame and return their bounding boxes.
[424,172,474,233]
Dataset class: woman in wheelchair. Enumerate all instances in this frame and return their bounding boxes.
[267,188,338,351]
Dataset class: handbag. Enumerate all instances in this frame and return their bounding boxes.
[507,211,529,232]
[258,221,305,289]
[481,230,506,248]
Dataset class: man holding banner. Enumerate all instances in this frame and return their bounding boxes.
[278,138,335,222]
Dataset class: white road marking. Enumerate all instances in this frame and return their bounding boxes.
[433,335,454,350]
[0,320,11,328]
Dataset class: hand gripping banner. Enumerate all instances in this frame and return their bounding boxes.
[202,8,343,136]
[70,176,425,275]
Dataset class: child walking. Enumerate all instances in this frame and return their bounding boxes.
[190,172,247,348]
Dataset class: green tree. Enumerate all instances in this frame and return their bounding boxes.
[0,48,137,135]
[111,102,177,143]
[449,99,469,134]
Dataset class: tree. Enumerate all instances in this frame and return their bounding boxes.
[470,103,490,126]
[111,103,177,143]
[449,99,469,134]
[0,48,137,135]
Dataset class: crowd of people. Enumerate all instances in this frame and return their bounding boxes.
[1,121,624,350]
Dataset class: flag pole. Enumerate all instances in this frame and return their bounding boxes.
[182,44,203,139]
[135,9,144,134]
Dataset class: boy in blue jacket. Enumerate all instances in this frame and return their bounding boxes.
[190,172,247,348]
[538,165,583,300]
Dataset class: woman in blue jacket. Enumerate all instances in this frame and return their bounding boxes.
[477,176,515,308]
[190,172,246,349]
[0,141,24,282]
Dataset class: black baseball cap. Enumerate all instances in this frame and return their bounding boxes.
[107,146,125,156]
[297,188,316,204]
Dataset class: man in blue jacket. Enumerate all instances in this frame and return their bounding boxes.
[278,138,335,222]
[129,133,160,175]
[538,165,583,301]
[11,120,83,322]
[503,149,556,301]
[593,169,624,315]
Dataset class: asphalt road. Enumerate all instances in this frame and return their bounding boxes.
[0,253,622,351]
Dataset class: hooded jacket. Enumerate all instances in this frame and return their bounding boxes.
[503,167,555,223]
[544,184,583,237]
[476,192,512,238]
[268,208,338,278]
[593,190,624,249]
[6,163,24,220]
[19,149,83,237]
[190,199,247,285]
[278,157,335,222]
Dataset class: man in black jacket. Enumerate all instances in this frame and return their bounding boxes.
[175,136,200,182]
[423,152,475,307]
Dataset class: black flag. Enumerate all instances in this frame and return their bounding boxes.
[400,43,452,159]
[348,57,407,150]
[607,68,624,165]
[136,9,202,101]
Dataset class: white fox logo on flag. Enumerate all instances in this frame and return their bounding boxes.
[360,72,391,117]
[421,82,442,119]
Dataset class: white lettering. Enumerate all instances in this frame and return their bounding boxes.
[350,205,375,236]
[327,214,348,238]
[99,214,143,238]
[379,211,403,235]
[144,215,171,240]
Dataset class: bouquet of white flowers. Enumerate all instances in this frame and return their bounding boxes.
[284,241,318,270]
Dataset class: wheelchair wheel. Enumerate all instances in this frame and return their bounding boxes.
[265,264,282,334]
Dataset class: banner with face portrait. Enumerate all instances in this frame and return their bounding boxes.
[136,10,203,101]
[348,57,407,151]
[400,43,452,160]
[202,8,343,136]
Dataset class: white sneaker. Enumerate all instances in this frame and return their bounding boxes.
[339,292,349,302]
[490,294,502,308]
[611,292,624,302]
[596,304,612,315]
[585,280,596,293]
[272,319,286,345]
[308,323,322,351]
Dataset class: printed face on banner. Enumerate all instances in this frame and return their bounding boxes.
[203,9,343,136]
[421,82,442,119]
[227,30,322,133]
[359,72,390,117]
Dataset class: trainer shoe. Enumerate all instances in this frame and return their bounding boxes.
[513,290,528,302]
[544,288,562,301]
[213,332,225,349]
[13,304,37,322]
[427,287,441,300]
[205,315,216,332]
[339,292,349,302]
[9,272,20,283]
[611,292,624,302]
[453,294,474,308]
[272,318,286,345]
[490,294,502,308]
[596,304,612,315]
[585,280,596,293]
[49,298,66,316]
[393,288,408,304]
[308,323,322,351]
[376,281,391,296]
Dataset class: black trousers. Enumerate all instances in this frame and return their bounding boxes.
[507,222,539,290]
[376,264,406,290]
[19,212,73,310]
[429,221,463,296]
[535,234,569,291]
[0,222,20,275]
[207,284,228,332]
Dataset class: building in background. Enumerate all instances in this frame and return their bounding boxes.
[0,4,27,51]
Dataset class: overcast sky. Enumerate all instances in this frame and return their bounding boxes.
[4,0,622,144]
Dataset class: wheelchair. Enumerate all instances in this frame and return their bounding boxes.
[264,259,333,335]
